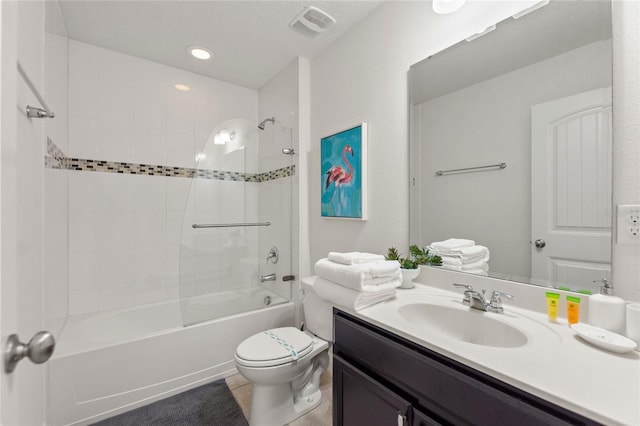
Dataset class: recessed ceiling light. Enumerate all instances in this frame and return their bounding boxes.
[187,46,212,60]
[174,83,191,92]
[432,0,466,15]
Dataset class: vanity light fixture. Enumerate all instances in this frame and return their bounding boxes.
[187,46,213,60]
[174,83,191,92]
[432,0,466,15]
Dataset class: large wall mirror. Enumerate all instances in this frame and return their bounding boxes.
[409,0,612,294]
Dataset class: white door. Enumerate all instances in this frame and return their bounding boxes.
[531,88,612,292]
[1,1,50,424]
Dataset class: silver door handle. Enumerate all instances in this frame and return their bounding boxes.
[4,331,55,373]
[534,239,546,248]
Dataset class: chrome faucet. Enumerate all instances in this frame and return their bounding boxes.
[486,290,516,313]
[260,273,277,283]
[453,284,515,313]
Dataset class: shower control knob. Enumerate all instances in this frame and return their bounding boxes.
[4,331,55,373]
[534,239,546,248]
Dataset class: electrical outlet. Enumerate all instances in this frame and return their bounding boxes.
[617,205,640,245]
[626,210,640,226]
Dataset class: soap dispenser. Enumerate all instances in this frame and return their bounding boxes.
[588,279,626,333]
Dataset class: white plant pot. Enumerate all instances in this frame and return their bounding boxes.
[399,268,420,289]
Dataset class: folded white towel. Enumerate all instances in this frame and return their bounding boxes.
[430,238,475,251]
[462,260,489,271]
[313,276,399,311]
[440,257,462,267]
[328,251,385,265]
[440,263,462,272]
[431,245,489,263]
[314,258,401,291]
[441,264,488,276]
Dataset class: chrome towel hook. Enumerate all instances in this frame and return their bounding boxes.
[26,105,55,119]
[17,62,55,119]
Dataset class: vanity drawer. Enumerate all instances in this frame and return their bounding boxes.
[333,309,600,426]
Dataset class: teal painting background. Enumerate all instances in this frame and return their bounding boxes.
[321,125,363,218]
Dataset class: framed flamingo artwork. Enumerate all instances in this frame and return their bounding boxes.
[321,123,367,220]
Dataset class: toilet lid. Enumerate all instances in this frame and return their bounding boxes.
[235,327,314,368]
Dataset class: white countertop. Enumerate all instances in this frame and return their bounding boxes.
[348,282,640,426]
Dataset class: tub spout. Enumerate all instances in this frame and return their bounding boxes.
[260,273,276,283]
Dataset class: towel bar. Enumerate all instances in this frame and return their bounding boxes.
[192,222,271,229]
[436,162,506,176]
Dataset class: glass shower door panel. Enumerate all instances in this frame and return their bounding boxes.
[179,118,292,327]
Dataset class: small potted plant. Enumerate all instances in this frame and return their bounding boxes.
[386,245,442,289]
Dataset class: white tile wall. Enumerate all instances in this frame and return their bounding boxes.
[66,40,262,315]
[44,25,69,333]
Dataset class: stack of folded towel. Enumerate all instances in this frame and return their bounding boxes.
[428,238,489,276]
[313,252,401,311]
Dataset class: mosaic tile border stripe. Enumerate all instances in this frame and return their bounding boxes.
[45,139,295,182]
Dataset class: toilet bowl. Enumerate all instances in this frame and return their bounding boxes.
[234,277,332,426]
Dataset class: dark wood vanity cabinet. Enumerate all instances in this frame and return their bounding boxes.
[332,309,600,426]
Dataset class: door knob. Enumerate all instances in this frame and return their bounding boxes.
[534,239,546,248]
[4,331,55,373]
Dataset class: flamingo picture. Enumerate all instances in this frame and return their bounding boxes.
[324,144,354,215]
[321,124,366,219]
[325,144,353,188]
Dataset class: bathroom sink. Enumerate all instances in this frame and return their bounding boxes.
[398,303,528,348]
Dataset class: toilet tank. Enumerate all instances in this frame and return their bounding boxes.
[301,276,334,341]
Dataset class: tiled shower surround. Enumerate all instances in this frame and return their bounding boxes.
[47,139,294,182]
[46,39,294,317]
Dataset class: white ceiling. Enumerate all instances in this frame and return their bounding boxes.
[58,0,384,90]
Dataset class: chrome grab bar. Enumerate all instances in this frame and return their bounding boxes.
[192,222,271,229]
[436,162,506,176]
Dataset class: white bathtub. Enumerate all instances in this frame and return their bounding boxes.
[48,288,294,425]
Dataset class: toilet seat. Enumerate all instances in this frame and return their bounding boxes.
[235,327,314,368]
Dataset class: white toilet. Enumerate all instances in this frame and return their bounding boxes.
[234,277,333,426]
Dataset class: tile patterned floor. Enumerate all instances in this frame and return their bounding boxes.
[226,357,333,426]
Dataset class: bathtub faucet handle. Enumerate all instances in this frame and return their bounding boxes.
[266,246,279,264]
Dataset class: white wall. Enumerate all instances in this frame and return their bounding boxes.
[309,1,639,300]
[64,40,258,315]
[417,41,611,277]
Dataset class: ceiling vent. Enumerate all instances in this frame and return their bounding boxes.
[289,6,336,38]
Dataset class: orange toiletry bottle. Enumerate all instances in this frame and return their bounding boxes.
[566,296,581,325]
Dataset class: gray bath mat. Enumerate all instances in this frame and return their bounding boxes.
[92,379,248,426]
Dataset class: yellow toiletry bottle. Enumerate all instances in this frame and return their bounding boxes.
[566,295,581,325]
[545,292,560,322]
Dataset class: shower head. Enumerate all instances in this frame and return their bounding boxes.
[257,117,275,130]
